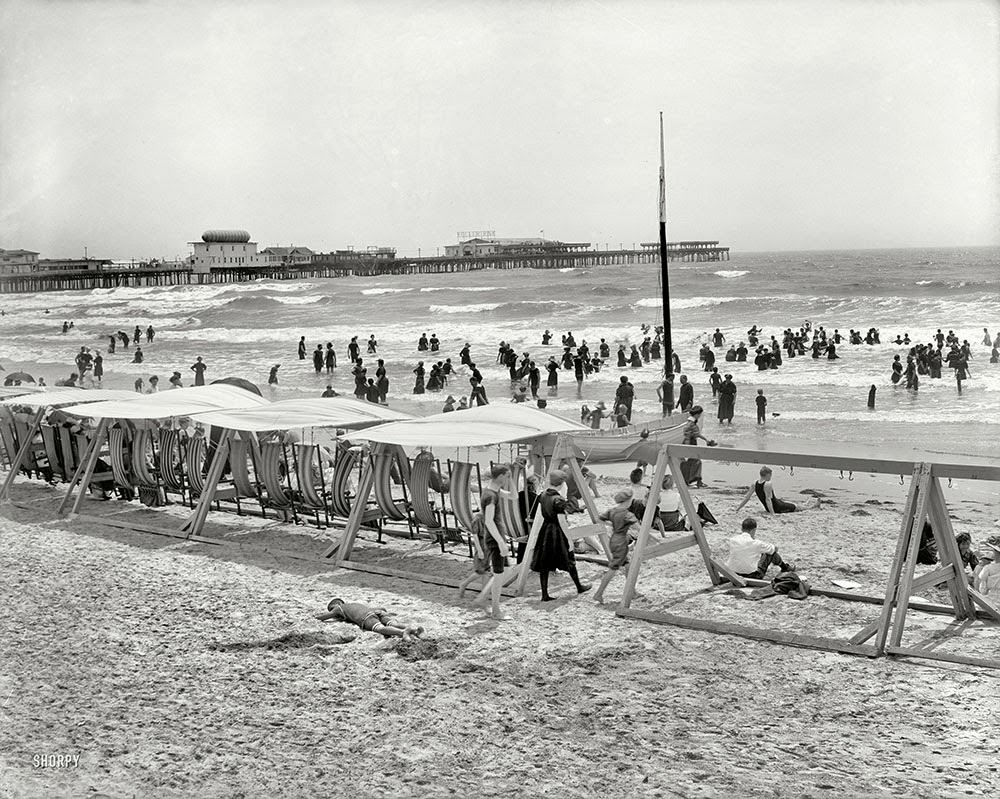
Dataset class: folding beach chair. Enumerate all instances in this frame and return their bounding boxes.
[157,428,187,502]
[294,443,331,528]
[131,427,165,506]
[258,441,298,523]
[328,444,382,528]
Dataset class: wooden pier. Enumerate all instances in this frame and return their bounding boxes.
[0,241,729,293]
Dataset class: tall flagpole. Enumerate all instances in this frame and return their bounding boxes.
[658,112,673,376]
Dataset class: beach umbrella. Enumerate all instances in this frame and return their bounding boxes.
[211,376,262,397]
[3,371,35,386]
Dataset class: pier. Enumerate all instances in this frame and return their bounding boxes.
[0,241,729,293]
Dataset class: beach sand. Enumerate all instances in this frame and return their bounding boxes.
[2,455,999,798]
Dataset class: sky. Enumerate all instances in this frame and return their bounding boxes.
[1,0,997,260]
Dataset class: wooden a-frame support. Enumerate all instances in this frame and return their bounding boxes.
[617,444,1000,668]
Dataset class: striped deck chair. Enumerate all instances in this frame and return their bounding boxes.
[372,446,408,522]
[448,460,478,533]
[184,435,207,496]
[58,427,78,484]
[107,427,135,489]
[295,443,331,527]
[258,441,296,517]
[75,432,114,489]
[229,436,261,499]
[329,445,358,518]
[130,428,160,489]
[0,414,19,469]
[408,456,442,530]
[497,459,527,545]
[41,425,66,482]
[157,428,186,495]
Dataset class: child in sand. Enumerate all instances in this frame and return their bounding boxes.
[593,489,640,603]
[316,598,423,641]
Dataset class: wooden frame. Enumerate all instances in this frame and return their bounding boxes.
[617,444,1000,669]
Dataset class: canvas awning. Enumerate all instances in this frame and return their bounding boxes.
[0,388,139,408]
[58,384,270,420]
[188,397,413,432]
[348,404,586,448]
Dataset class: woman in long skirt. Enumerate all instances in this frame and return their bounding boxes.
[530,472,591,601]
[412,361,425,394]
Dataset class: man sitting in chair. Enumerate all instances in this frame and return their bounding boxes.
[725,517,795,579]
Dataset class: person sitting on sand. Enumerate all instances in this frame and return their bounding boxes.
[725,517,795,578]
[593,489,640,603]
[975,536,1000,597]
[735,466,818,514]
[316,598,424,641]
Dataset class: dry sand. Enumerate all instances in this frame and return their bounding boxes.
[1,461,999,799]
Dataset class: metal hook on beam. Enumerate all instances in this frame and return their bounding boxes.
[839,470,844,480]
[848,471,854,481]
[789,466,794,476]
[948,477,953,489]
[899,474,905,486]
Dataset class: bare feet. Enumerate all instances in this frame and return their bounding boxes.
[594,595,604,604]
[541,595,557,602]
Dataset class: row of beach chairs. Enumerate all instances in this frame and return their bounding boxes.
[0,412,531,556]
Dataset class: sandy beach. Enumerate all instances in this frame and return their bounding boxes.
[2,454,998,799]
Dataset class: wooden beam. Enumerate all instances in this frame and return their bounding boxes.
[927,476,975,619]
[909,565,957,594]
[67,419,110,516]
[873,463,925,654]
[0,407,45,501]
[620,445,671,608]
[889,465,933,648]
[75,513,222,545]
[617,606,879,658]
[848,619,882,646]
[710,558,747,588]
[666,444,917,475]
[668,454,720,586]
[642,534,698,561]
[337,560,519,597]
[885,645,1000,670]
[967,588,1000,624]
[331,456,375,563]
[929,462,1000,482]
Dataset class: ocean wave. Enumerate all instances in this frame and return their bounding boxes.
[714,270,749,278]
[429,303,503,314]
[635,296,749,310]
[273,295,328,305]
[419,286,499,293]
[361,288,414,296]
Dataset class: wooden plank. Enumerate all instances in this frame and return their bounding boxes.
[620,446,670,607]
[889,465,933,648]
[666,443,917,476]
[562,444,611,560]
[909,565,957,594]
[710,558,747,588]
[75,512,223,545]
[562,522,606,541]
[642,534,698,561]
[848,619,882,646]
[66,420,110,516]
[668,454,720,586]
[927,476,975,619]
[338,560,519,598]
[929,462,1000,482]
[0,407,45,501]
[617,606,879,658]
[874,464,925,653]
[736,577,997,621]
[886,645,1000,670]
[332,456,375,563]
[967,588,1000,624]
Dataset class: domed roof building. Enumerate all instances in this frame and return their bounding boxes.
[201,230,251,244]
[189,229,260,274]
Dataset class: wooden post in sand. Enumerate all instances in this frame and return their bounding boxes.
[0,407,46,502]
[59,418,110,516]
[181,428,235,538]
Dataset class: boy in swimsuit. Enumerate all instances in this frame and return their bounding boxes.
[316,599,423,640]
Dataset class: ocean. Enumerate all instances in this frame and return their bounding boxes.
[1,246,998,462]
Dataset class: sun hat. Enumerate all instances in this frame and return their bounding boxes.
[689,405,704,415]
[613,488,634,503]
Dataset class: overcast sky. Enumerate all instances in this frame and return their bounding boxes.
[1,0,997,260]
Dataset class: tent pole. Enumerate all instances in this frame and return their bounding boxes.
[66,419,110,516]
[0,407,46,502]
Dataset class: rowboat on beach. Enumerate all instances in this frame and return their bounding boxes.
[563,415,688,464]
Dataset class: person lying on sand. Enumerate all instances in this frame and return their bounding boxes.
[725,517,795,579]
[734,466,821,514]
[316,599,423,641]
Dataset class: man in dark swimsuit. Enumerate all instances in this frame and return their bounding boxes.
[735,466,819,514]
